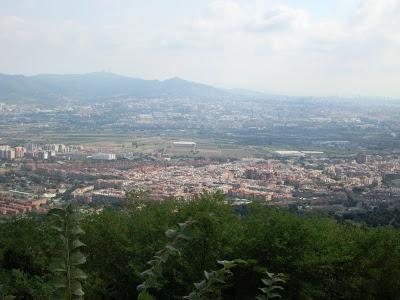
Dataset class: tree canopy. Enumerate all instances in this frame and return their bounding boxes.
[1,192,400,299]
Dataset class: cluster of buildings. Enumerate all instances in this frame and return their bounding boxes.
[38,153,398,212]
[2,147,400,215]
[0,143,84,161]
[0,192,48,215]
[0,145,25,160]
[70,183,125,204]
[0,142,119,163]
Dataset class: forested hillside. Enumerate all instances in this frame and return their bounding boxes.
[1,192,400,299]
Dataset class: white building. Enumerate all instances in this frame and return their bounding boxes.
[91,153,116,160]
[173,141,197,152]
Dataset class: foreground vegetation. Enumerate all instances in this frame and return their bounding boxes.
[1,192,400,299]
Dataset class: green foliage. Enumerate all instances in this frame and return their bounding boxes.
[184,259,247,300]
[0,269,53,299]
[1,192,400,299]
[339,208,400,228]
[136,290,155,300]
[137,219,196,297]
[0,216,55,299]
[256,270,285,300]
[82,200,180,299]
[48,205,87,300]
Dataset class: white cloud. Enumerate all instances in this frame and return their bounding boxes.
[0,0,399,97]
[158,0,400,96]
[0,16,25,40]
[249,5,310,33]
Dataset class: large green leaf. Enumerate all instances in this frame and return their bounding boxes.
[51,225,63,232]
[51,276,68,288]
[71,239,86,249]
[71,225,85,235]
[71,267,87,280]
[49,258,67,273]
[70,251,86,265]
[165,229,177,238]
[71,281,84,296]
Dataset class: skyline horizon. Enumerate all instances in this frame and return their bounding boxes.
[1,70,399,100]
[1,0,400,98]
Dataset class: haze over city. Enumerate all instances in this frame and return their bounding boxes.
[1,0,400,97]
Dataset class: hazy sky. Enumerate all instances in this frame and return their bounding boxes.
[1,0,399,97]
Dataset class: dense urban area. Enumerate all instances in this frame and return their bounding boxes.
[1,96,400,218]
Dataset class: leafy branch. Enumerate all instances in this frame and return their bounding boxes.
[48,205,87,300]
[184,259,247,300]
[256,270,285,300]
[137,219,196,298]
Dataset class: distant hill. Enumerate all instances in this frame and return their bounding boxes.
[0,72,267,104]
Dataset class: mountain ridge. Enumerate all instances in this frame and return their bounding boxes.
[0,72,265,104]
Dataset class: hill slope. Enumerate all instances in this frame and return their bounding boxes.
[0,72,241,104]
